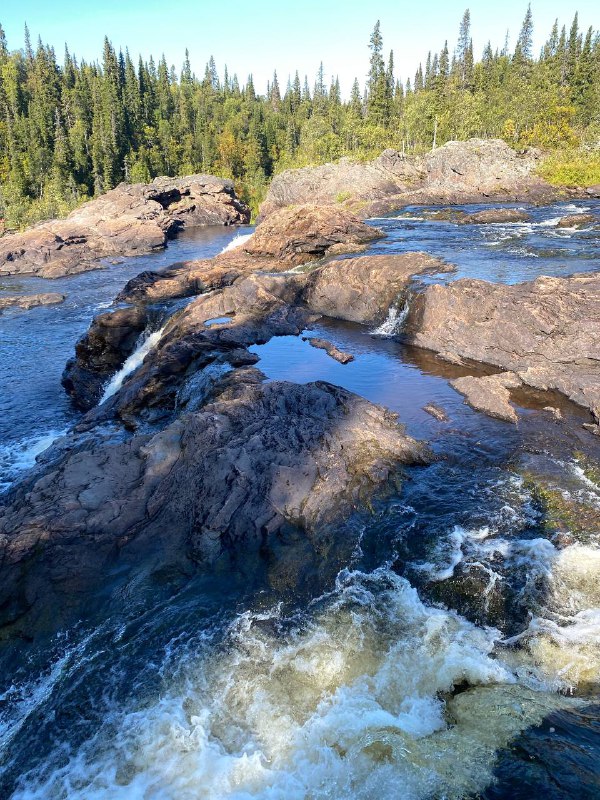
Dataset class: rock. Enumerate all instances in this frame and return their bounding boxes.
[0,292,65,312]
[583,423,600,436]
[0,175,250,278]
[304,253,453,325]
[585,185,600,198]
[557,214,596,229]
[458,208,531,224]
[62,305,150,409]
[543,406,563,421]
[423,403,449,421]
[404,272,600,418]
[260,139,560,219]
[244,204,382,264]
[0,376,431,638]
[451,372,522,423]
[305,337,354,363]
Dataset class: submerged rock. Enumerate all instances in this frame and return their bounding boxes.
[404,272,600,422]
[0,175,250,278]
[423,403,449,422]
[0,292,65,312]
[0,376,430,638]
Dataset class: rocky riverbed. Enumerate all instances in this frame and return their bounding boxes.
[1,153,600,800]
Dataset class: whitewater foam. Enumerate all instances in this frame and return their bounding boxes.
[371,299,410,337]
[219,232,254,254]
[0,429,67,492]
[99,326,166,404]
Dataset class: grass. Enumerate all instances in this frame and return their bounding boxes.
[537,149,600,187]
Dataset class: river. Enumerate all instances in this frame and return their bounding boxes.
[0,203,599,799]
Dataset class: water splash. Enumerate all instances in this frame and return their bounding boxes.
[0,429,67,492]
[100,326,166,404]
[219,232,254,254]
[371,298,410,337]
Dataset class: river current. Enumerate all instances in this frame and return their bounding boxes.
[1,203,599,799]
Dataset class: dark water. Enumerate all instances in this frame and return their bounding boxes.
[1,206,600,799]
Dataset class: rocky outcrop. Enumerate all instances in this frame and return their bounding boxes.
[0,175,250,278]
[451,372,522,423]
[306,337,354,363]
[244,204,382,263]
[260,139,562,219]
[557,213,597,229]
[458,208,531,225]
[403,272,600,424]
[0,292,64,312]
[304,253,452,324]
[0,374,430,637]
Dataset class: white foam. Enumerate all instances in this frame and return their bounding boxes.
[13,567,579,800]
[371,299,410,337]
[0,429,66,492]
[219,232,254,254]
[99,326,166,404]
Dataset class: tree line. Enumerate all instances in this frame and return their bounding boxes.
[0,5,599,227]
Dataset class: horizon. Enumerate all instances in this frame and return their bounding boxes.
[1,0,598,96]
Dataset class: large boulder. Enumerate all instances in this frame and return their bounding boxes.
[0,175,250,278]
[403,272,600,422]
[0,375,430,638]
[260,139,562,219]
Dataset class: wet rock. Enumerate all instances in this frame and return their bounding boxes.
[480,703,600,800]
[305,253,453,325]
[0,376,431,638]
[404,273,600,418]
[244,204,382,264]
[261,139,560,219]
[556,213,596,229]
[451,372,522,423]
[458,208,531,225]
[0,292,64,312]
[62,305,149,410]
[423,403,449,422]
[305,337,354,364]
[0,175,250,278]
[583,423,600,436]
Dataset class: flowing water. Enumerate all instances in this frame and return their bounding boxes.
[1,204,600,798]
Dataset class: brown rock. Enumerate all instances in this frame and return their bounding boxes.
[0,175,250,278]
[305,253,453,324]
[423,403,449,421]
[451,372,522,423]
[305,337,354,363]
[0,292,65,312]
[404,272,600,417]
[556,213,596,229]
[458,208,531,224]
[244,204,382,264]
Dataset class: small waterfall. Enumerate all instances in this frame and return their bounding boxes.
[219,232,254,254]
[99,326,166,404]
[371,297,410,337]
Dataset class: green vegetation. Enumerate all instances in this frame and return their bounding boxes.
[522,464,600,539]
[537,149,600,186]
[0,6,599,227]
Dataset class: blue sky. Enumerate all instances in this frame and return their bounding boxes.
[1,0,597,95]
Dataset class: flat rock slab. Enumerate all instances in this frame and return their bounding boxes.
[0,292,65,312]
[557,214,596,229]
[458,209,531,225]
[451,372,522,423]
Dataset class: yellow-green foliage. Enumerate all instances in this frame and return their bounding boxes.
[537,149,600,187]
